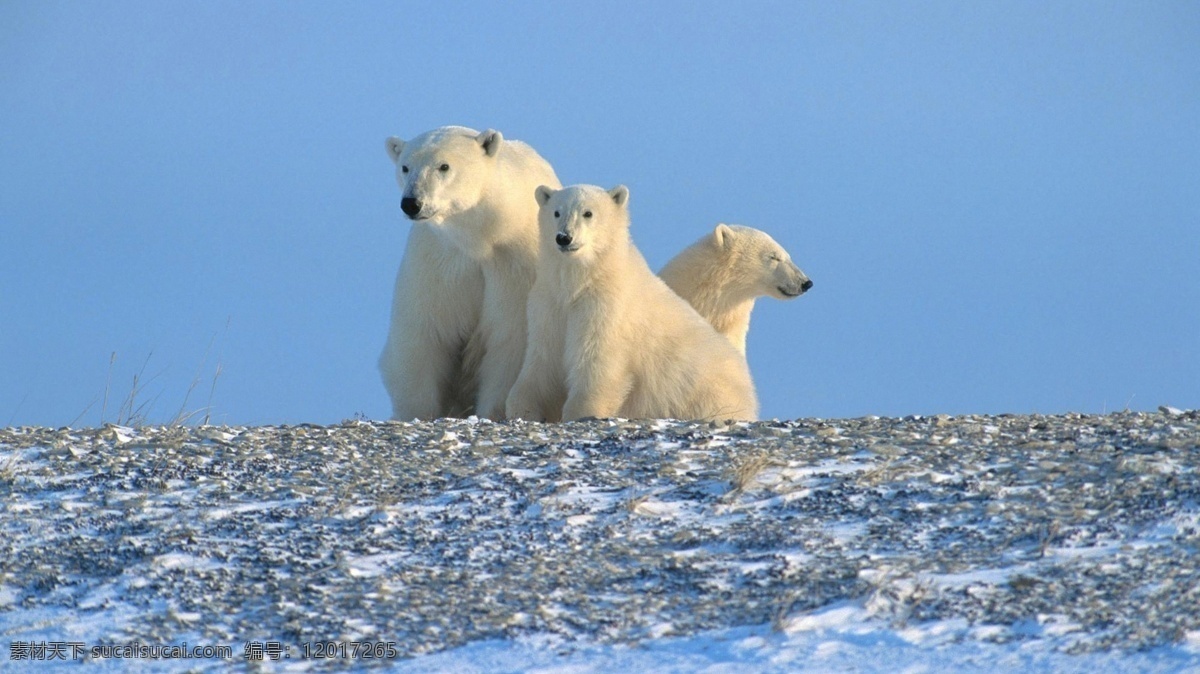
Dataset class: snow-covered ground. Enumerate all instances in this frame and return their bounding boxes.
[2,411,1198,671]
[6,602,1198,672]
[397,607,1200,674]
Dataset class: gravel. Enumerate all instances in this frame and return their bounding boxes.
[1,409,1198,664]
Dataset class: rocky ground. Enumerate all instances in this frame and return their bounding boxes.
[1,409,1198,668]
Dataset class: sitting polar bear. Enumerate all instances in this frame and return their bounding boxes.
[380,126,560,420]
[659,224,812,356]
[506,184,759,422]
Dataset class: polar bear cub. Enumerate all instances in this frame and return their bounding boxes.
[381,126,560,420]
[660,225,812,356]
[507,184,759,422]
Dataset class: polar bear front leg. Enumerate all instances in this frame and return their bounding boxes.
[506,352,563,422]
[379,226,482,420]
[505,290,565,421]
[561,351,631,421]
[505,371,545,422]
[380,325,463,420]
[474,274,531,420]
[477,335,526,420]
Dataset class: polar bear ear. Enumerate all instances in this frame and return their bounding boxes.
[477,129,503,157]
[385,137,406,163]
[712,223,735,249]
[608,185,630,208]
[534,185,556,207]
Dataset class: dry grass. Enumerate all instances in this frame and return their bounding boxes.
[725,453,780,493]
[60,321,228,429]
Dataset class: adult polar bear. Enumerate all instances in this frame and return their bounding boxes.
[380,126,560,420]
[506,184,758,422]
[660,225,812,355]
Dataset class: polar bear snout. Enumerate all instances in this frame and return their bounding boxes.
[777,275,813,298]
[400,197,424,219]
[556,232,580,252]
[777,261,813,298]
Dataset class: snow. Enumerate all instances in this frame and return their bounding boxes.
[8,612,1194,672]
[393,609,1200,674]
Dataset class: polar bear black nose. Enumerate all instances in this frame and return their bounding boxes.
[555,233,573,248]
[801,279,814,292]
[400,197,422,218]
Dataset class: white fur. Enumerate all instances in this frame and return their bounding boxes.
[379,222,483,420]
[660,224,811,356]
[507,185,758,422]
[380,126,560,419]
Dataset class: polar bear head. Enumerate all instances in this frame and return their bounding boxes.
[534,184,631,264]
[385,126,504,225]
[711,224,812,300]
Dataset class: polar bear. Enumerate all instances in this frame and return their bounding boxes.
[506,184,759,422]
[380,126,559,420]
[659,225,812,356]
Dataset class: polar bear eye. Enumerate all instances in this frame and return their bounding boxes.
[439,164,450,172]
[401,165,409,174]
[583,211,593,218]
[553,211,560,218]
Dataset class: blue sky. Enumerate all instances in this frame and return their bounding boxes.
[2,1,1197,426]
